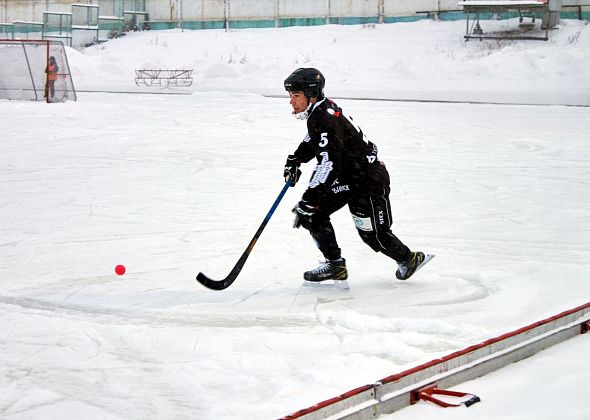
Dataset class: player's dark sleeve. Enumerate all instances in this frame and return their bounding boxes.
[292,135,316,163]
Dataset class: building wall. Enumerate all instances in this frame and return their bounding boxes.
[1,0,463,24]
[1,0,72,22]
[1,0,585,28]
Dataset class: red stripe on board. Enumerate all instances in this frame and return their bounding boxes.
[280,384,374,419]
[379,301,590,385]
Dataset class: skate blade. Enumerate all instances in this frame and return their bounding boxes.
[302,280,350,290]
[397,253,436,281]
[413,254,435,276]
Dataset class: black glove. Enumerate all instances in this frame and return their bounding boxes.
[292,200,317,229]
[284,155,302,187]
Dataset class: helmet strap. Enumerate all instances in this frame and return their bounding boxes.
[292,99,314,120]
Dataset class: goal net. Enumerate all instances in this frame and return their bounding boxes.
[0,39,76,102]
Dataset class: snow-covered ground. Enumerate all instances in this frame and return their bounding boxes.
[1,19,589,420]
[71,18,590,105]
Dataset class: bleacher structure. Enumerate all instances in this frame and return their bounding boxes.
[458,0,564,40]
[13,20,43,40]
[123,0,149,31]
[0,0,145,49]
[43,11,73,46]
[97,0,124,41]
[72,3,100,48]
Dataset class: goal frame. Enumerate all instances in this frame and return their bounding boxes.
[0,38,76,103]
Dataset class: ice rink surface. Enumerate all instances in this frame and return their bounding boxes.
[1,19,590,419]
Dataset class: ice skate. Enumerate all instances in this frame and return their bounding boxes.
[396,252,435,280]
[303,258,348,282]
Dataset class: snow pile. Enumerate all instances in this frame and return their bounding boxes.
[67,19,590,105]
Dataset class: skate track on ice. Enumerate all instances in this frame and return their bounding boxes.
[2,90,590,419]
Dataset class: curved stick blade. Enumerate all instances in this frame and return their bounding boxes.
[196,272,236,290]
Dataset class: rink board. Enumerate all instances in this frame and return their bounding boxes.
[280,301,590,420]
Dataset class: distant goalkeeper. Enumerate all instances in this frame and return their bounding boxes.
[44,55,59,100]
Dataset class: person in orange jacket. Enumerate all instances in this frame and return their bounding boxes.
[45,56,59,100]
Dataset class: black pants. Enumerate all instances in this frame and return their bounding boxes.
[305,186,411,263]
[45,80,55,98]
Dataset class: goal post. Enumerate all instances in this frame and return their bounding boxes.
[0,39,77,103]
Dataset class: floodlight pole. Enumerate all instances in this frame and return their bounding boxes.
[179,0,184,31]
[224,0,230,31]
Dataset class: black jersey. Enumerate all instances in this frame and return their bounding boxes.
[292,98,390,205]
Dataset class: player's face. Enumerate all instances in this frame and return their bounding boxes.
[289,91,309,114]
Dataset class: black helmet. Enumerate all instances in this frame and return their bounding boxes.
[284,68,325,98]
